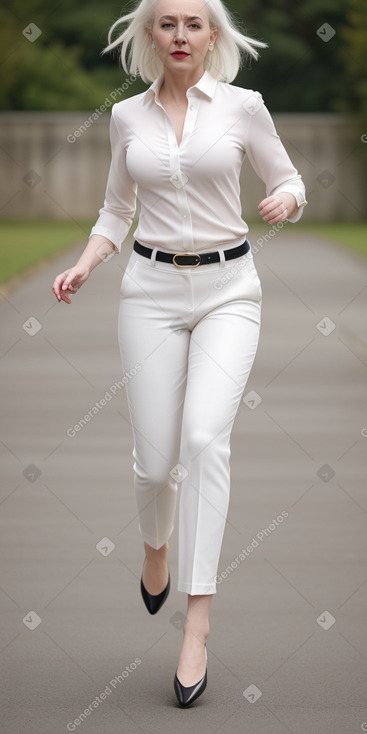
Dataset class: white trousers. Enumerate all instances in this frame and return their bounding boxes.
[118,241,262,595]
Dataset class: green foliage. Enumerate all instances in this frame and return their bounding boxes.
[0,0,137,110]
[332,0,367,171]
[337,0,367,117]
[236,0,347,111]
[10,42,107,110]
[0,0,365,114]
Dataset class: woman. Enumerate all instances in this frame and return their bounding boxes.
[52,0,307,708]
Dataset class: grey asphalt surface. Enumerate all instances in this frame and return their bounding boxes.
[1,227,366,734]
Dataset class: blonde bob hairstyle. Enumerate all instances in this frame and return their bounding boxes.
[102,0,267,84]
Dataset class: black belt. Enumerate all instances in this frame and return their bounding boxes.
[133,239,250,267]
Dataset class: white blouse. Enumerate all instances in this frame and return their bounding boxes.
[89,69,307,254]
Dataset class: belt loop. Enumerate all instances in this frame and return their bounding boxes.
[150,247,159,266]
[218,249,226,268]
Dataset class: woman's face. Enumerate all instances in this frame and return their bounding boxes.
[148,0,217,77]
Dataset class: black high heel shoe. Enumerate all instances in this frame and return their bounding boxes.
[173,645,207,707]
[140,558,170,615]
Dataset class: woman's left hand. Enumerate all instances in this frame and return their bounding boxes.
[258,193,297,225]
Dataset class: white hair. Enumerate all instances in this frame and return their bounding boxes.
[101,0,267,84]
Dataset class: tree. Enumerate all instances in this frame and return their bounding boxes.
[0,0,141,110]
[0,0,354,112]
[234,0,347,111]
[337,0,367,120]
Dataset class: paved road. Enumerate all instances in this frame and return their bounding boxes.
[0,228,366,734]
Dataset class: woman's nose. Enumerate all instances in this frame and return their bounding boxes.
[174,22,187,43]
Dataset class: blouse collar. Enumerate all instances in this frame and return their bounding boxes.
[145,69,218,102]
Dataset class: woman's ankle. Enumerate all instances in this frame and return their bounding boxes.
[144,541,169,559]
[182,621,210,644]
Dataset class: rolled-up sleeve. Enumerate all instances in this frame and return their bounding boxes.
[244,92,307,223]
[89,105,137,252]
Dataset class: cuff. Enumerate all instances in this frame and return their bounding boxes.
[272,185,308,223]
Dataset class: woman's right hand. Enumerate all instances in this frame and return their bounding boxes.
[52,265,90,304]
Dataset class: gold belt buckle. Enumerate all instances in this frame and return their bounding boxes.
[172,252,201,268]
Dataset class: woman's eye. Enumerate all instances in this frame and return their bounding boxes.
[160,22,201,29]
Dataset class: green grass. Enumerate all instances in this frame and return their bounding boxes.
[0,219,94,284]
[284,221,367,259]
[0,219,366,285]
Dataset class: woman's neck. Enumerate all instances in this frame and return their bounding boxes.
[158,67,205,104]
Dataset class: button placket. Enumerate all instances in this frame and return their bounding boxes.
[162,94,200,251]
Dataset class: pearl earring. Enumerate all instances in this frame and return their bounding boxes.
[209,43,214,50]
[151,43,155,49]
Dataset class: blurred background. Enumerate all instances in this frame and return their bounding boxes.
[1,6,367,732]
[0,0,366,285]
